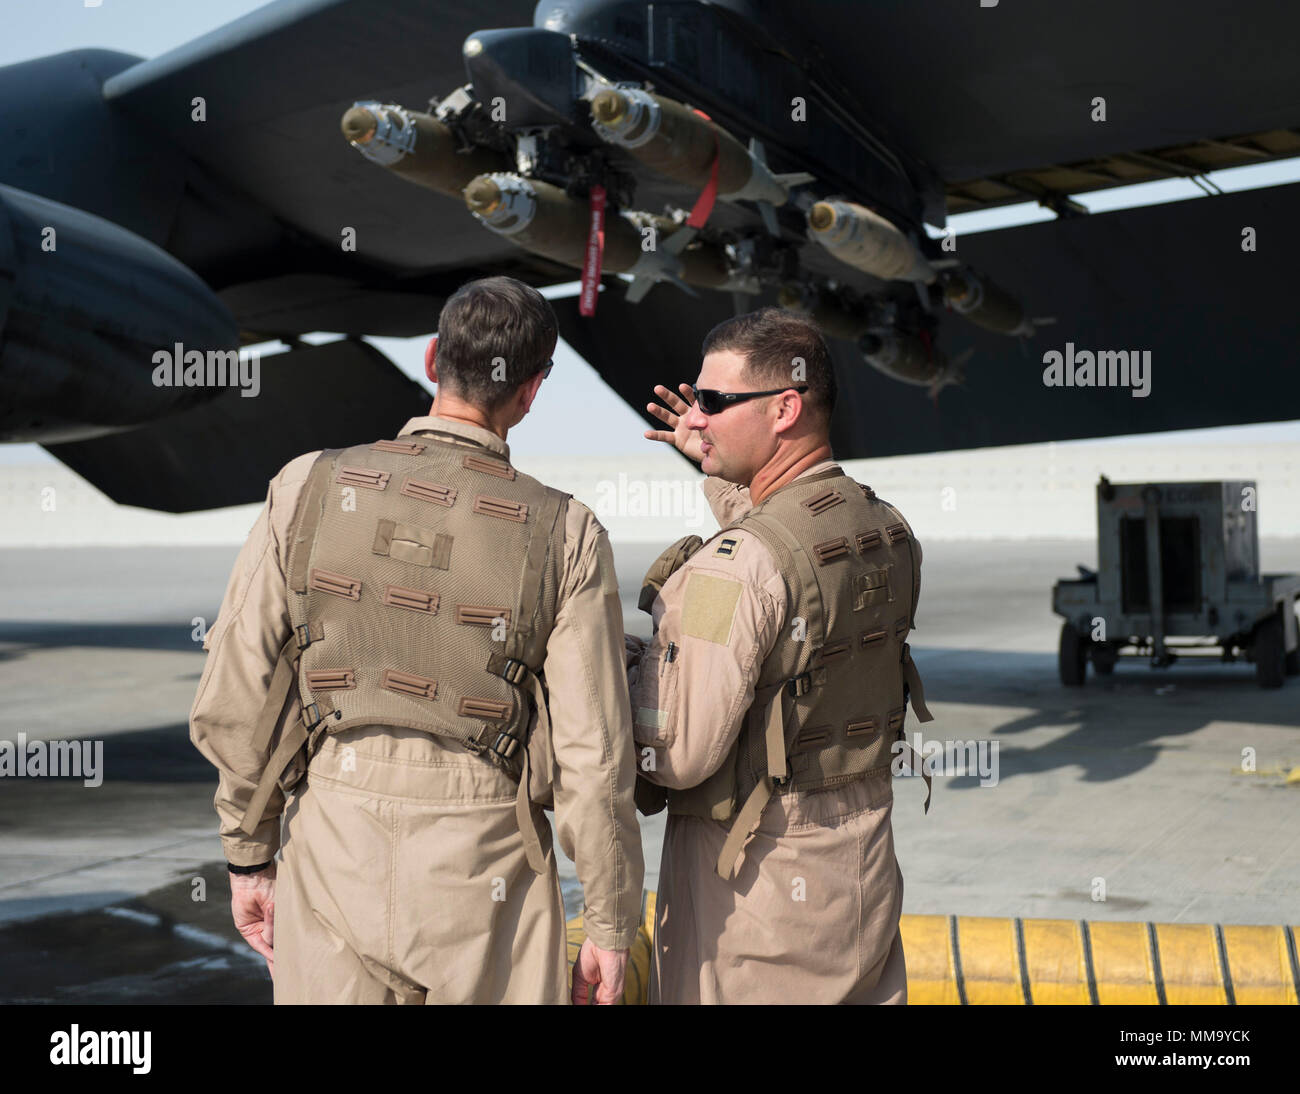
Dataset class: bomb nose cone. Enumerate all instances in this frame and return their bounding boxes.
[591,88,629,125]
[341,105,378,144]
[808,202,836,232]
[464,176,503,215]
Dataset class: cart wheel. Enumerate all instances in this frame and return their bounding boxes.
[1253,613,1285,689]
[1091,643,1118,675]
[1059,623,1088,686]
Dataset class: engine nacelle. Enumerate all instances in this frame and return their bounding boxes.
[0,185,238,443]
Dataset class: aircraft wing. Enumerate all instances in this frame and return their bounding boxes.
[772,0,1300,217]
[97,0,561,336]
[43,339,430,513]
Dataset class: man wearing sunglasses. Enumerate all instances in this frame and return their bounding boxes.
[628,306,932,1004]
[191,276,643,1003]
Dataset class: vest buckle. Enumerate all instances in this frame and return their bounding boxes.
[295,623,314,650]
[500,658,529,686]
[490,731,522,761]
[787,672,813,698]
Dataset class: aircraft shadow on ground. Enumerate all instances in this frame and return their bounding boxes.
[0,620,210,660]
[910,647,1299,790]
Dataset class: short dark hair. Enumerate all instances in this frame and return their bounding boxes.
[435,276,558,410]
[700,307,836,427]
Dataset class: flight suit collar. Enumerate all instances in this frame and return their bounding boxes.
[399,414,511,462]
[794,458,840,481]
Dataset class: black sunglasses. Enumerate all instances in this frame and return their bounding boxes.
[537,357,553,379]
[691,385,808,415]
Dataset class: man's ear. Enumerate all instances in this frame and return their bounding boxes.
[424,336,438,384]
[773,389,804,434]
[517,369,546,417]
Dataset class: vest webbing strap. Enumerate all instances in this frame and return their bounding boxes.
[493,490,565,874]
[902,741,933,814]
[717,775,774,881]
[901,643,933,721]
[515,670,550,874]
[716,681,791,879]
[240,720,307,837]
[248,632,301,757]
[288,451,341,595]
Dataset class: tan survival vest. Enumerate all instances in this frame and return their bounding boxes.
[653,468,933,879]
[238,430,569,873]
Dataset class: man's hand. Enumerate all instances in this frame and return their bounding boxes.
[230,864,276,976]
[571,938,629,1005]
[644,384,704,464]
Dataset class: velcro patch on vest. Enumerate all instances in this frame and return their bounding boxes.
[793,725,831,753]
[305,669,355,691]
[846,717,879,738]
[856,529,883,553]
[336,466,391,491]
[400,478,457,507]
[310,568,361,601]
[713,536,741,560]
[801,489,845,516]
[383,585,439,614]
[382,669,437,701]
[813,536,850,564]
[459,696,510,720]
[818,638,851,664]
[860,629,887,649]
[886,706,906,732]
[456,605,511,626]
[463,453,516,480]
[372,439,427,455]
[473,495,528,522]
[372,519,452,569]
[885,521,908,543]
[680,572,742,646]
[853,566,892,611]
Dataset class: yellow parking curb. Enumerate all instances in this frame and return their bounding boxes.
[567,898,1300,1005]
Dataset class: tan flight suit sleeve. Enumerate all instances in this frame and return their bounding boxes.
[189,452,319,867]
[543,500,644,951]
[699,476,752,527]
[628,527,787,789]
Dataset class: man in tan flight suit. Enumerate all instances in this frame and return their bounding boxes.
[629,307,933,1004]
[191,276,643,1004]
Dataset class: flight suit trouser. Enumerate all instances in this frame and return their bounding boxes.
[650,771,908,1004]
[271,727,568,1004]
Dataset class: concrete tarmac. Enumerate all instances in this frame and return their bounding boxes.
[1,539,1297,1002]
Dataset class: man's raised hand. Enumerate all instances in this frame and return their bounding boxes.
[644,383,704,464]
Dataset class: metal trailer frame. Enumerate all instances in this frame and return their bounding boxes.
[1051,477,1300,688]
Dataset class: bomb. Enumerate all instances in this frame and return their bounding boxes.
[341,102,509,197]
[588,87,804,206]
[806,199,935,284]
[941,268,1035,337]
[463,173,734,290]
